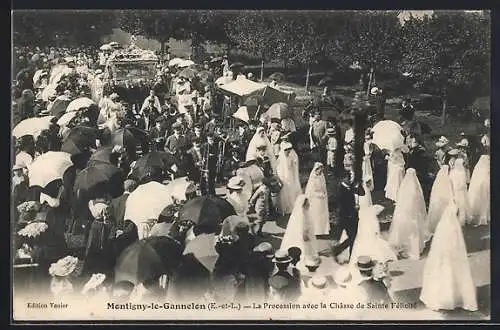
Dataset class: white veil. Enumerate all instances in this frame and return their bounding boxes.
[427,165,453,234]
[305,162,327,198]
[245,127,277,173]
[420,201,478,312]
[388,168,429,260]
[276,144,302,214]
[280,194,318,265]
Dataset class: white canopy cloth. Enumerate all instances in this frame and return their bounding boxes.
[218,78,267,97]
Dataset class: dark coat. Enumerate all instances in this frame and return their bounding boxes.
[110,193,130,227]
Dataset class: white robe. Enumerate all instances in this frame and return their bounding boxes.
[468,155,490,226]
[388,169,428,260]
[304,165,330,236]
[245,129,278,173]
[280,195,319,271]
[420,201,478,312]
[350,205,397,266]
[449,158,470,226]
[384,150,405,202]
[426,165,454,234]
[276,147,302,215]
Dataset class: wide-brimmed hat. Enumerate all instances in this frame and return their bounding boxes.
[356,255,375,271]
[333,266,353,288]
[326,127,336,134]
[49,256,82,277]
[226,176,245,190]
[12,163,24,171]
[272,249,292,264]
[435,136,449,147]
[253,242,274,258]
[311,275,328,289]
[456,138,469,147]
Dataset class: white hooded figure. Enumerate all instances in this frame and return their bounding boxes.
[350,204,397,268]
[420,201,478,312]
[384,147,405,202]
[304,162,330,236]
[276,142,302,215]
[468,154,490,226]
[448,155,470,226]
[388,168,429,260]
[225,176,250,223]
[245,126,278,173]
[280,195,319,271]
[426,165,454,234]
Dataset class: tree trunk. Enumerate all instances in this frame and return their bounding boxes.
[160,40,166,53]
[441,88,447,126]
[260,59,265,82]
[305,65,310,91]
[366,67,374,97]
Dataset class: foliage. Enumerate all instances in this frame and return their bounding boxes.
[400,11,490,107]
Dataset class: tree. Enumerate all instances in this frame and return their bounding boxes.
[400,11,490,125]
[331,11,403,94]
[225,12,276,81]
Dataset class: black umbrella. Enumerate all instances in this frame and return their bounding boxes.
[49,99,71,118]
[111,126,148,150]
[87,146,114,165]
[129,151,176,182]
[60,126,99,155]
[178,68,198,80]
[73,162,124,198]
[318,76,334,87]
[179,196,236,230]
[115,236,184,285]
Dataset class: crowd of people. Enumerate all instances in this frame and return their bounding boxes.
[12,40,490,315]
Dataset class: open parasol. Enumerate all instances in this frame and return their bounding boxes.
[178,67,198,80]
[182,233,219,273]
[124,182,175,224]
[56,111,79,127]
[168,58,184,67]
[129,151,176,182]
[13,116,55,139]
[164,177,197,203]
[73,162,124,199]
[115,236,183,284]
[178,59,195,68]
[111,126,148,150]
[49,98,71,118]
[100,44,112,51]
[60,126,99,155]
[66,97,96,113]
[27,151,73,188]
[371,120,405,152]
[179,196,236,230]
[87,146,115,165]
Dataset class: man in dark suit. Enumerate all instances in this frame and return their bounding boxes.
[186,138,204,184]
[110,179,138,227]
[164,123,187,156]
[334,164,365,263]
[200,134,218,196]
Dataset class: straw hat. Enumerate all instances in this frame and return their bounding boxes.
[333,266,353,288]
[370,87,379,95]
[226,176,245,190]
[311,275,328,289]
[282,142,293,151]
[272,249,292,264]
[435,136,449,148]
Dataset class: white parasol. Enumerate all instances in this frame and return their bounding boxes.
[168,58,184,67]
[178,59,195,68]
[100,44,112,51]
[371,120,405,151]
[233,106,250,123]
[66,97,96,112]
[57,111,79,127]
[27,151,73,188]
[124,181,175,225]
[13,116,55,139]
[164,177,197,203]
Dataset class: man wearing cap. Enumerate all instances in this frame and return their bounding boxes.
[164,123,187,156]
[268,249,301,301]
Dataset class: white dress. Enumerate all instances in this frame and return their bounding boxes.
[304,164,330,235]
[276,147,302,215]
[449,158,470,226]
[384,150,405,202]
[420,201,478,312]
[280,195,319,271]
[468,155,490,226]
[245,128,278,173]
[350,205,397,266]
[426,165,454,234]
[388,168,429,260]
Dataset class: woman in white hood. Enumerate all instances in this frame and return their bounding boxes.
[246,126,278,173]
[468,153,490,226]
[448,149,470,226]
[420,200,478,312]
[276,142,302,215]
[388,168,429,260]
[304,162,330,236]
[426,165,454,235]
